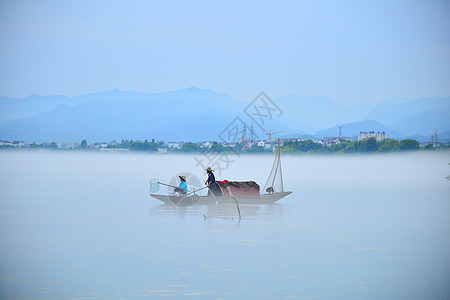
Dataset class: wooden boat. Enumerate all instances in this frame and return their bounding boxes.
[149,140,291,206]
[149,191,292,206]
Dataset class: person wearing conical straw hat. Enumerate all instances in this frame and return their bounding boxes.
[205,167,222,197]
[172,175,188,196]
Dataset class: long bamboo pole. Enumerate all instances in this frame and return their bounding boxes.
[226,186,241,221]
[158,181,179,189]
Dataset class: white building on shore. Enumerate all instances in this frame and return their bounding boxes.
[358,131,387,141]
[61,142,72,149]
[0,140,27,147]
[167,142,180,149]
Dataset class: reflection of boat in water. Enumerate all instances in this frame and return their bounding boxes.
[149,140,291,206]
[152,202,283,220]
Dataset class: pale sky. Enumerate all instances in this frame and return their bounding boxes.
[0,0,449,105]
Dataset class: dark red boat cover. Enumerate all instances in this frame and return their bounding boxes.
[217,181,260,197]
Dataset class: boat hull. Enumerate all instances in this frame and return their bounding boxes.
[149,192,292,206]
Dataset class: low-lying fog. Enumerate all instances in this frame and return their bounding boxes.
[1,150,446,195]
[0,151,449,299]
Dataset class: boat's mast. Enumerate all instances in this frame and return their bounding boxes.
[264,130,286,193]
[278,139,284,192]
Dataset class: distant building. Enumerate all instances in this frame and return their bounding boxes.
[358,131,386,141]
[242,140,254,149]
[221,142,237,148]
[321,136,351,146]
[167,142,180,149]
[270,140,284,151]
[237,135,248,144]
[14,141,27,147]
[99,148,128,152]
[90,142,108,148]
[37,141,58,148]
[0,140,12,146]
[61,142,72,149]
[0,140,27,147]
[431,129,439,145]
[202,141,213,148]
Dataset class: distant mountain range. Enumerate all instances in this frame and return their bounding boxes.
[0,87,449,143]
[315,120,404,139]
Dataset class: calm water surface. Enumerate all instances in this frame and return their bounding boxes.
[0,151,449,299]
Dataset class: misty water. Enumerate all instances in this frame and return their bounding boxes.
[0,151,449,299]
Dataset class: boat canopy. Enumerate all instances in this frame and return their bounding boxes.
[217,181,260,197]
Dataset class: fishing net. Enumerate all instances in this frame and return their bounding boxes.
[149,173,203,196]
[149,179,160,193]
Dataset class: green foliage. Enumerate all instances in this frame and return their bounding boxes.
[199,142,235,154]
[399,139,420,151]
[108,140,159,151]
[8,136,442,154]
[377,139,400,152]
[210,142,225,153]
[180,142,200,152]
[40,141,58,149]
[327,141,351,153]
[281,140,323,153]
[233,143,245,153]
[279,137,429,154]
[245,146,266,153]
[129,142,158,151]
[359,137,377,152]
[341,143,357,153]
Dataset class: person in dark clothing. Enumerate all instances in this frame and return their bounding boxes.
[205,167,222,197]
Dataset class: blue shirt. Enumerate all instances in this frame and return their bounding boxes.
[179,181,188,193]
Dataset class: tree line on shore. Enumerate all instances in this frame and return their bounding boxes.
[281,138,429,153]
[1,138,447,154]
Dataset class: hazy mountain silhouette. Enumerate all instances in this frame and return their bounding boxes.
[0,88,448,143]
[0,88,294,143]
[390,108,450,136]
[363,97,450,126]
[315,120,404,139]
[274,95,373,130]
[0,87,245,124]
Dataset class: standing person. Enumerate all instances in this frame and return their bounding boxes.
[173,175,188,196]
[205,167,222,197]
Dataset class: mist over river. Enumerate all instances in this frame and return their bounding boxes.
[0,151,449,299]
